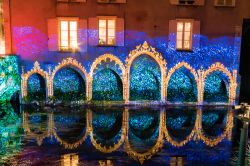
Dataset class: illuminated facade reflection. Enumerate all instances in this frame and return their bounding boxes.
[23,107,234,164]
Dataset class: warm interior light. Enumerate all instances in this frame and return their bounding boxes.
[99,18,115,45]
[60,20,78,50]
[176,21,192,50]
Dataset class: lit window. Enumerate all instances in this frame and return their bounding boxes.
[59,19,78,51]
[98,18,116,45]
[176,20,193,50]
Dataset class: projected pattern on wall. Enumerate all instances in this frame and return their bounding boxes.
[53,68,86,101]
[129,55,161,101]
[20,41,238,105]
[0,56,20,103]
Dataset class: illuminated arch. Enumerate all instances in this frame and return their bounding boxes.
[166,61,199,102]
[89,54,125,100]
[125,41,167,102]
[21,61,49,98]
[125,109,165,164]
[203,62,237,104]
[50,58,89,97]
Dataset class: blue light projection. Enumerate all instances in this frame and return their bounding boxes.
[18,28,240,103]
[53,68,86,101]
[92,109,123,145]
[204,71,229,103]
[27,74,46,101]
[166,109,196,140]
[128,110,160,153]
[54,112,86,143]
[129,55,161,101]
[167,67,197,102]
[202,110,227,137]
[92,69,123,101]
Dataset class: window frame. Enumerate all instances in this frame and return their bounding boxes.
[98,16,117,46]
[214,0,236,7]
[58,17,79,52]
[176,19,194,51]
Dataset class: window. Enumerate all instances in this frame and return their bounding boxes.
[98,18,116,46]
[169,0,204,6]
[57,0,86,2]
[97,0,126,3]
[59,19,78,51]
[176,20,193,50]
[214,0,235,7]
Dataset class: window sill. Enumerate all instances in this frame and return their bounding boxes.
[58,49,79,53]
[176,49,193,52]
[97,44,117,47]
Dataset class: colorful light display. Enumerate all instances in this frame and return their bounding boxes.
[0,56,20,103]
[22,107,234,164]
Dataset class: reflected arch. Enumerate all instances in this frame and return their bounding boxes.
[166,62,198,103]
[125,42,167,102]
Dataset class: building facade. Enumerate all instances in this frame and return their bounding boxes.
[1,0,249,104]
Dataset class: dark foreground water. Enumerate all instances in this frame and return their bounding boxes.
[0,104,244,165]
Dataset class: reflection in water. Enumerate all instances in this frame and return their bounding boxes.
[20,106,234,164]
[61,153,79,166]
[99,160,113,166]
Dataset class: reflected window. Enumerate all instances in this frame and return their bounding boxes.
[99,160,113,166]
[176,20,193,51]
[61,154,79,166]
[98,18,116,46]
[59,19,78,51]
[170,157,184,166]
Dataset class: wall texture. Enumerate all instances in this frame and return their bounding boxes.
[1,0,249,103]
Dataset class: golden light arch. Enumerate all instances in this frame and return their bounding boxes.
[21,61,49,98]
[165,61,199,102]
[202,62,237,104]
[89,54,126,100]
[50,58,89,98]
[125,41,167,103]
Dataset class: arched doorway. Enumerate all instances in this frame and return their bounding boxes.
[92,68,123,101]
[90,54,125,101]
[129,54,161,101]
[53,67,86,101]
[204,71,229,103]
[167,66,198,102]
[27,73,46,101]
[125,42,167,102]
